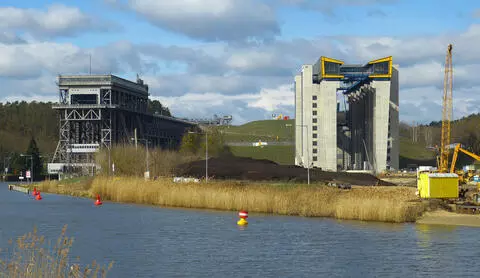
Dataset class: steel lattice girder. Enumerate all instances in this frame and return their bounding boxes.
[64,108,101,121]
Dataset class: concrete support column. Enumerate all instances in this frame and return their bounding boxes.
[294,75,303,166]
[301,65,313,168]
[316,81,338,171]
[372,80,391,173]
[389,67,400,170]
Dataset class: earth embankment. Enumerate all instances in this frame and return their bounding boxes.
[176,156,396,186]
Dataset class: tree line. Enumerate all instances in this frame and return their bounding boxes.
[400,113,480,168]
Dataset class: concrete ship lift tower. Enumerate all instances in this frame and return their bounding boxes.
[294,56,399,173]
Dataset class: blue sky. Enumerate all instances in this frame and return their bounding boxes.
[1,0,480,124]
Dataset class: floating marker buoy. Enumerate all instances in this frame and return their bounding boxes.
[237,210,248,225]
[94,194,103,206]
[35,191,42,200]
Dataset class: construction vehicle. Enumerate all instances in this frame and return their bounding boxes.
[450,143,480,184]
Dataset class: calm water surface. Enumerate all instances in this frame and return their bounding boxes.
[0,182,478,277]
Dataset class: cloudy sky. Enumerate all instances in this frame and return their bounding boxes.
[1,0,479,124]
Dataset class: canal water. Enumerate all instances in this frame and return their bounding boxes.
[0,182,478,277]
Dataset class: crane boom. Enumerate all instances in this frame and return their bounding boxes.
[450,143,480,173]
[440,44,453,173]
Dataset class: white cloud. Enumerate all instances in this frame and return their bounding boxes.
[247,84,294,111]
[226,51,276,70]
[127,0,280,41]
[151,83,294,123]
[1,8,480,126]
[0,4,115,38]
[399,85,480,124]
[0,75,58,101]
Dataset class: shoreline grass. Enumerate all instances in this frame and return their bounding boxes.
[0,225,113,277]
[32,177,427,223]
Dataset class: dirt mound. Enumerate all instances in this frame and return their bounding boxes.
[176,156,395,186]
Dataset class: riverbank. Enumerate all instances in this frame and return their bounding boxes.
[28,177,425,223]
[417,210,480,227]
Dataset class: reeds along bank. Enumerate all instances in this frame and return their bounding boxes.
[86,177,425,223]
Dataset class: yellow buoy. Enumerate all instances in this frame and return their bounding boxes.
[237,218,248,226]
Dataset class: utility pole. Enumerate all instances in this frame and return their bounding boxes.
[188,130,209,182]
[134,128,138,150]
[3,156,10,181]
[20,154,33,183]
[146,139,149,174]
[131,137,149,178]
[205,130,208,182]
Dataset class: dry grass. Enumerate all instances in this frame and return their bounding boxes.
[31,178,94,198]
[96,145,199,178]
[0,225,113,277]
[36,177,427,223]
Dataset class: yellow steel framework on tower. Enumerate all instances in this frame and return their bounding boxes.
[439,44,453,173]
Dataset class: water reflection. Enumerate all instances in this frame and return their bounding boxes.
[416,224,434,255]
[237,225,248,231]
[335,218,406,232]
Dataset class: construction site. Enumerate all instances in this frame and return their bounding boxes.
[179,44,480,214]
[414,44,480,214]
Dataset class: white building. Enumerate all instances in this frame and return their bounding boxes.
[295,56,399,173]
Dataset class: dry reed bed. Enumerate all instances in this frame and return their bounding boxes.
[0,225,112,277]
[35,177,425,223]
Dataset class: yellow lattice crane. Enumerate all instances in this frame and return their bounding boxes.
[439,44,453,173]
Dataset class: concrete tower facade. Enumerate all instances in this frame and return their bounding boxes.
[295,56,399,173]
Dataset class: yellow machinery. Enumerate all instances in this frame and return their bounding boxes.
[439,44,453,173]
[450,143,480,184]
[417,44,458,199]
[417,171,459,199]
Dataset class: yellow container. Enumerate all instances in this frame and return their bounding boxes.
[417,172,459,198]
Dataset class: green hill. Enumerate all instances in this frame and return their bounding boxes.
[219,119,294,142]
[218,119,441,168]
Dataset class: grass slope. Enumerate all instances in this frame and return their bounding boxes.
[220,119,294,142]
[221,120,435,168]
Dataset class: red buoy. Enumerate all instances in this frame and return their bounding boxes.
[239,210,248,219]
[94,194,102,206]
[32,187,38,196]
[35,191,42,200]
